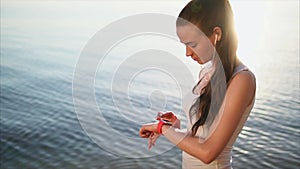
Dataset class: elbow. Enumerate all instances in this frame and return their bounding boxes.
[194,149,216,164]
[201,156,215,164]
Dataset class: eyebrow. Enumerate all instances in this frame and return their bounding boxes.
[183,42,196,46]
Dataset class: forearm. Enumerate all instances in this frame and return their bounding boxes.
[162,125,213,164]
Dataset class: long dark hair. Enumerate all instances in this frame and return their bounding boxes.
[176,0,238,135]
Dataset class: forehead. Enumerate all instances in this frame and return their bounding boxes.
[176,23,205,44]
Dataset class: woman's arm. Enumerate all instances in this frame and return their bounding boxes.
[140,71,256,164]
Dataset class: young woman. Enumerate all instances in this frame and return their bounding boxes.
[139,0,256,168]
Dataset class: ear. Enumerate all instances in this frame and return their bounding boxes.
[213,27,222,42]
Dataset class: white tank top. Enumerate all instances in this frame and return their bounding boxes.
[182,65,255,169]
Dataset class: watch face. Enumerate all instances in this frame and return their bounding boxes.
[164,121,173,125]
[156,112,173,125]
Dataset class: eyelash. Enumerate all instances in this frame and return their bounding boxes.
[190,44,197,48]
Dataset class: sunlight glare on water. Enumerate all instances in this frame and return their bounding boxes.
[1,1,299,169]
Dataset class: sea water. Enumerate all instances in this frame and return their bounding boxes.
[1,1,299,169]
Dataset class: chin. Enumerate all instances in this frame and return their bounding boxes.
[196,60,203,64]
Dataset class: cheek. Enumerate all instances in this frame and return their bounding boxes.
[193,45,207,56]
[193,43,212,62]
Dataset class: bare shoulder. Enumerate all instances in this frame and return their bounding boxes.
[230,70,256,86]
[227,70,256,106]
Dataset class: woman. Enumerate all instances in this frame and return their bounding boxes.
[139,0,256,168]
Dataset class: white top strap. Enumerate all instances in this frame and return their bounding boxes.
[232,64,249,78]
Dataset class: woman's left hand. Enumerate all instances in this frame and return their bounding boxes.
[139,122,158,138]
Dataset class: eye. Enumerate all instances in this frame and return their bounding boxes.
[190,43,197,48]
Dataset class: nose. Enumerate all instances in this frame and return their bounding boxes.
[185,46,193,57]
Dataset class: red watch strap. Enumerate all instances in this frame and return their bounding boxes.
[157,120,165,134]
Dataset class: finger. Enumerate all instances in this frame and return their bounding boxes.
[152,133,160,143]
[146,131,151,137]
[161,112,174,118]
[139,128,151,138]
[161,112,177,123]
[149,133,160,150]
[148,133,154,149]
[142,131,151,138]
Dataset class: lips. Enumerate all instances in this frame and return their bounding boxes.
[192,57,199,61]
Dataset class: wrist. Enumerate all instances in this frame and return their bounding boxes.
[157,120,171,135]
[161,124,171,135]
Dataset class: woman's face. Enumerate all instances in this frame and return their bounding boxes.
[176,23,215,64]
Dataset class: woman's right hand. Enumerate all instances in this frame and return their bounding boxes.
[158,112,180,129]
